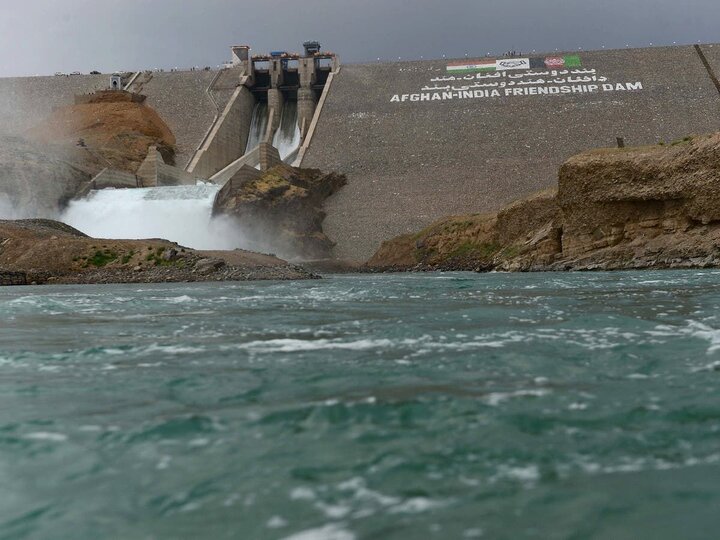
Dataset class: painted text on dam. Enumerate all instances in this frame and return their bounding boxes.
[390,82,643,103]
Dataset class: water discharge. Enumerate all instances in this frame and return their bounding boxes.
[244,101,301,162]
[273,101,302,162]
[245,102,269,153]
[61,184,243,250]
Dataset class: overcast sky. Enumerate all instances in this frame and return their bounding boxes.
[1,0,718,76]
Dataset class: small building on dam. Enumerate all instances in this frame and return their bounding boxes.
[2,42,720,261]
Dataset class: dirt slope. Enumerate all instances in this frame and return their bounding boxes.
[26,91,176,174]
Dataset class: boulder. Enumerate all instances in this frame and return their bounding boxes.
[213,164,347,260]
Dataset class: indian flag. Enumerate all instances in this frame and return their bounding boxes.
[447,60,496,73]
[544,55,583,69]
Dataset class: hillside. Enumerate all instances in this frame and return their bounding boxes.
[368,133,720,271]
[26,91,176,174]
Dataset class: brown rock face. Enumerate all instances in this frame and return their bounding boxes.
[367,190,559,271]
[556,136,720,263]
[213,164,347,261]
[26,91,176,174]
[368,133,720,271]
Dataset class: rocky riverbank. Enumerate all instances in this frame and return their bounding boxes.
[0,220,316,286]
[368,133,720,272]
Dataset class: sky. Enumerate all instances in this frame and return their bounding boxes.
[1,0,719,76]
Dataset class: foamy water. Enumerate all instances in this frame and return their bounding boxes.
[61,184,244,249]
[246,102,269,153]
[2,272,720,538]
[273,101,302,161]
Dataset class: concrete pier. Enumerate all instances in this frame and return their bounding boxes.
[266,88,285,138]
[297,88,316,140]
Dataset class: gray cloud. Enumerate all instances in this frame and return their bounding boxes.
[1,0,719,76]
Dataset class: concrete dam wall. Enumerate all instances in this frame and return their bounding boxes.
[0,74,108,134]
[302,44,720,261]
[3,43,720,262]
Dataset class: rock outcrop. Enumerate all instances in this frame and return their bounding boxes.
[368,134,720,271]
[213,164,347,260]
[1,91,179,220]
[26,90,176,174]
[0,219,316,285]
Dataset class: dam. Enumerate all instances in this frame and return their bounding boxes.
[2,42,720,261]
[301,43,720,260]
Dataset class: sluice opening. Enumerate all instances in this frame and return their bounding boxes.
[245,102,269,153]
[272,101,301,162]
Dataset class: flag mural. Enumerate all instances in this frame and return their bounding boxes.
[393,54,644,103]
[448,55,583,73]
[542,55,582,69]
[496,58,530,71]
[446,60,496,73]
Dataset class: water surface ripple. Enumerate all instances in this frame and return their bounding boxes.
[1,272,719,539]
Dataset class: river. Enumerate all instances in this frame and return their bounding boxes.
[1,272,719,539]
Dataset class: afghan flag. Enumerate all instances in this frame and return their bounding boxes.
[447,60,496,73]
[544,55,583,69]
[564,55,582,68]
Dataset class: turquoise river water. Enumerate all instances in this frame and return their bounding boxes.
[1,272,720,539]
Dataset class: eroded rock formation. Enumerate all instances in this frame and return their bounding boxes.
[213,164,347,260]
[26,90,176,174]
[368,134,720,271]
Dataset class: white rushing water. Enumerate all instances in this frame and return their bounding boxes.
[61,184,243,250]
[245,103,269,153]
[244,101,302,162]
[272,101,302,162]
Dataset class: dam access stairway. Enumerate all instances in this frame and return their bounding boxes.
[186,42,339,187]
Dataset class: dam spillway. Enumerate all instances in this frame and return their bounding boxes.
[245,103,270,154]
[245,101,301,161]
[272,101,301,162]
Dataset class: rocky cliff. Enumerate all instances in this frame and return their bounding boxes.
[26,90,176,174]
[368,133,720,271]
[213,164,347,261]
[0,91,178,219]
